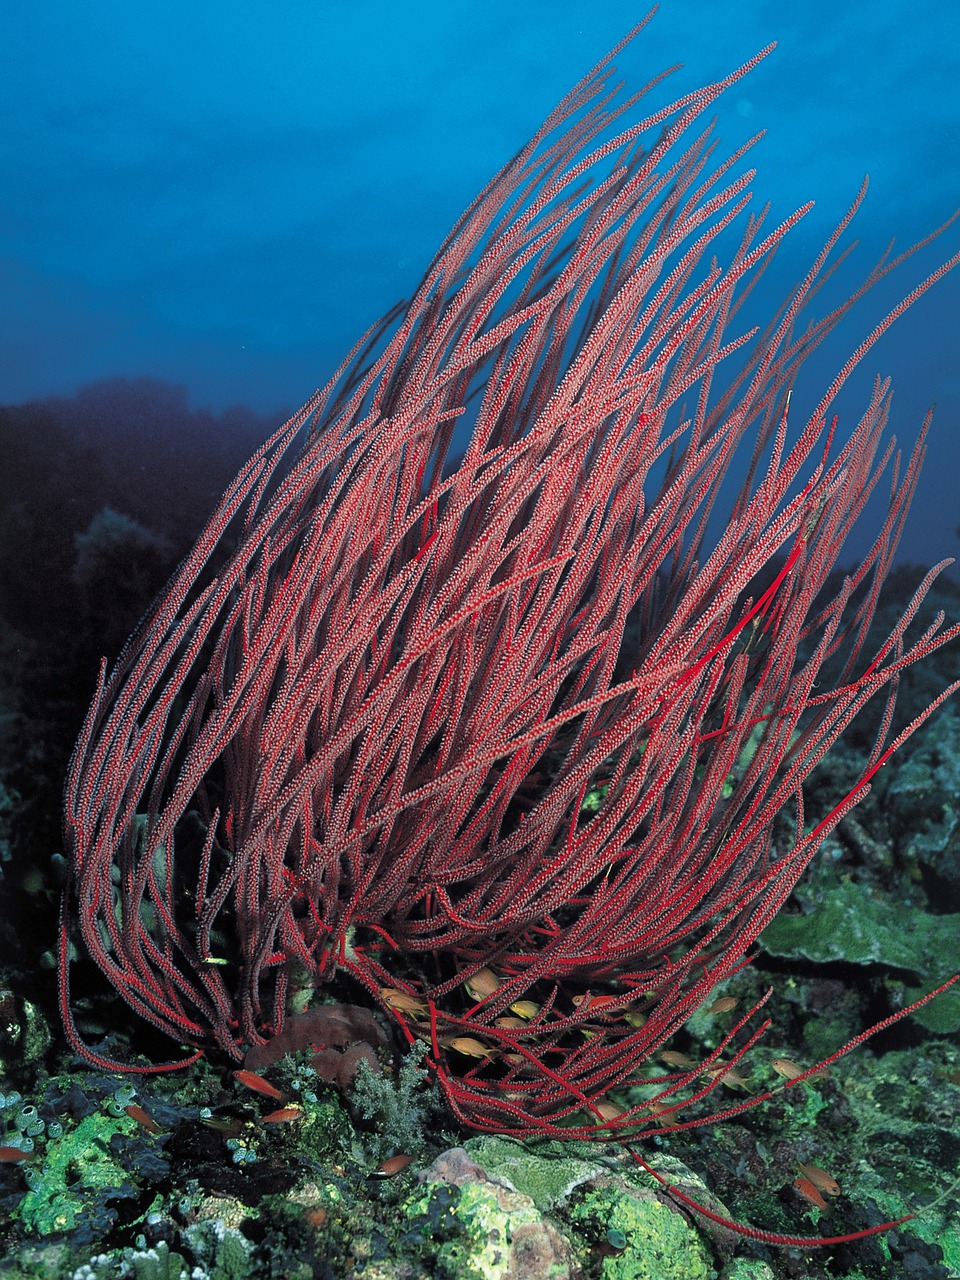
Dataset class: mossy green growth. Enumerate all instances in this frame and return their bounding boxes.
[759,878,960,1032]
[855,1183,960,1272]
[181,1219,254,1280]
[14,1108,139,1236]
[760,1072,830,1142]
[0,995,52,1071]
[351,1039,440,1162]
[402,1179,563,1280]
[718,1262,776,1280]
[287,1093,355,1162]
[119,1240,190,1280]
[464,1135,601,1210]
[940,1222,960,1277]
[566,1180,712,1280]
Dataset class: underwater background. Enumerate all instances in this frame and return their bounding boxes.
[0,2,959,1277]
[1,0,958,564]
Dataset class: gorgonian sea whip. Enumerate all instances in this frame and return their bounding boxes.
[60,15,959,1246]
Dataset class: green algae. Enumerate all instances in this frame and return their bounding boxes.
[718,1263,776,1280]
[14,1108,140,1237]
[463,1135,602,1210]
[566,1179,713,1280]
[760,876,960,1033]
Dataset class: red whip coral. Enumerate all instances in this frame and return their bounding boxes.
[61,16,958,1238]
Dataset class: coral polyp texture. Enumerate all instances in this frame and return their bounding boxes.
[60,17,959,1157]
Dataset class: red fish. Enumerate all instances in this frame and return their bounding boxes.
[376,1154,415,1177]
[261,1106,303,1124]
[797,1162,841,1197]
[125,1104,161,1134]
[232,1069,285,1101]
[793,1176,829,1210]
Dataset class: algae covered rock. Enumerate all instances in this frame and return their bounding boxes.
[415,1139,730,1280]
[415,1145,578,1279]
[459,1136,602,1211]
[562,1173,714,1280]
[759,877,960,1032]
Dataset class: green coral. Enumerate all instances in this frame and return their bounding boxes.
[759,876,960,1032]
[403,1179,568,1280]
[350,1039,439,1161]
[464,1135,600,1210]
[566,1178,713,1280]
[47,1220,254,1279]
[463,1139,731,1279]
[69,1244,189,1280]
[120,1241,190,1280]
[181,1220,254,1280]
[718,1263,777,1280]
[15,1108,141,1236]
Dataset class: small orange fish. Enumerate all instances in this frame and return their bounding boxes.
[445,1036,500,1060]
[704,1063,751,1091]
[660,1050,695,1069]
[261,1106,303,1124]
[233,1069,285,1101]
[772,1057,804,1081]
[509,999,540,1020]
[709,996,738,1014]
[379,988,428,1017]
[463,968,501,1000]
[0,1146,30,1162]
[797,1162,841,1197]
[793,1175,829,1210]
[376,1153,415,1177]
[771,1057,827,1084]
[124,1104,161,1133]
[645,1098,681,1126]
[590,1099,625,1124]
[572,993,619,1012]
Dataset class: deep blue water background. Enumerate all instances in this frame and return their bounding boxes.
[1,0,957,569]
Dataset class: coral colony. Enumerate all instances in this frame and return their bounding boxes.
[59,15,958,1246]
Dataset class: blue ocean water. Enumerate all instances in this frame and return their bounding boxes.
[0,0,957,564]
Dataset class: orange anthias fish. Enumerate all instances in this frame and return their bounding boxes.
[796,1162,841,1197]
[444,1036,500,1060]
[571,993,620,1012]
[509,999,540,1020]
[462,968,501,1001]
[261,1106,304,1124]
[380,987,429,1017]
[376,1153,415,1177]
[660,1050,696,1069]
[771,1057,828,1084]
[708,996,738,1014]
[124,1104,161,1133]
[232,1069,285,1101]
[590,1099,624,1123]
[793,1176,829,1211]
